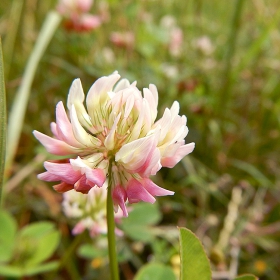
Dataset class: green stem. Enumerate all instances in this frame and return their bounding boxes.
[5,11,61,177]
[0,38,7,207]
[107,160,120,280]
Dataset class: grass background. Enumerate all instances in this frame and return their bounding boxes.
[1,0,280,279]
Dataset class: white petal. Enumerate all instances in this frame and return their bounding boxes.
[70,105,101,147]
[86,73,120,119]
[149,84,158,110]
[67,79,85,110]
[104,113,121,150]
[114,78,130,92]
[143,88,157,122]
[170,101,180,116]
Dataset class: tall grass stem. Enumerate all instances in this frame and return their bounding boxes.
[5,11,61,177]
[218,0,245,114]
[0,38,7,206]
[3,0,24,80]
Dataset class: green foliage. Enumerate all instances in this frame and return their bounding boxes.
[17,222,60,267]
[0,211,17,262]
[179,227,211,280]
[78,243,108,259]
[121,202,162,242]
[134,263,176,280]
[0,210,60,277]
[0,38,6,203]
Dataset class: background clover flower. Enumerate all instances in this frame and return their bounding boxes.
[57,0,101,32]
[63,182,123,237]
[33,72,195,216]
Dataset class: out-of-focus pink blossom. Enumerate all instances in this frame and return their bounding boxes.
[169,27,183,57]
[110,32,135,49]
[57,0,101,32]
[63,184,124,237]
[57,0,93,14]
[34,72,195,216]
[160,15,184,57]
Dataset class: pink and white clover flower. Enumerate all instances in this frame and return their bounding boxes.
[34,72,195,216]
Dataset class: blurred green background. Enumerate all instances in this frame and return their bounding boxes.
[1,0,280,279]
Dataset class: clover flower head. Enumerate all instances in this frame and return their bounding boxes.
[57,0,101,32]
[63,182,123,237]
[34,72,195,217]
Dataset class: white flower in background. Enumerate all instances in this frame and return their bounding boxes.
[193,36,214,55]
[63,182,123,236]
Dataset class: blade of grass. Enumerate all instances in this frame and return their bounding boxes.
[5,11,61,177]
[234,8,280,76]
[0,38,7,206]
[217,0,245,114]
[3,0,24,80]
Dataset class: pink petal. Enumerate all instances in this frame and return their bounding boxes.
[126,179,155,204]
[141,178,174,196]
[136,147,161,176]
[116,132,158,170]
[112,185,128,217]
[44,162,81,184]
[85,168,106,188]
[33,130,79,155]
[50,122,58,138]
[38,171,61,182]
[56,101,84,147]
[53,182,74,193]
[90,224,103,237]
[161,142,195,168]
[76,0,93,13]
[72,222,86,235]
[79,14,101,31]
[74,175,92,193]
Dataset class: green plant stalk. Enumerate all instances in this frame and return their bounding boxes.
[5,11,61,176]
[107,160,120,280]
[0,38,7,207]
[218,0,245,113]
[3,0,24,80]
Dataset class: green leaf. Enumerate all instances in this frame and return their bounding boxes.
[121,224,155,242]
[125,202,161,225]
[121,203,161,242]
[19,221,55,238]
[233,274,259,280]
[77,244,107,259]
[134,263,177,280]
[18,222,60,266]
[179,227,211,280]
[0,264,21,277]
[23,261,59,276]
[0,37,6,203]
[0,211,17,262]
[0,261,59,277]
